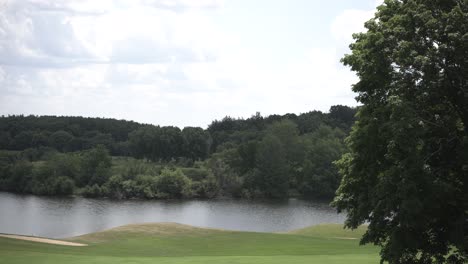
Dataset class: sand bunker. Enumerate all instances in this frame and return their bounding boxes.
[0,234,87,246]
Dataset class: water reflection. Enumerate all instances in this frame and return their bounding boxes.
[0,192,345,238]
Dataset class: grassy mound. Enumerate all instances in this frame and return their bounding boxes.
[0,223,379,264]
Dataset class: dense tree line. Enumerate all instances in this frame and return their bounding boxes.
[0,115,143,155]
[129,126,211,161]
[0,105,356,199]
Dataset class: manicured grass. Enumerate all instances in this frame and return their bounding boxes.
[0,223,379,264]
[289,223,368,238]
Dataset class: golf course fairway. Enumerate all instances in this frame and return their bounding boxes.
[0,223,379,264]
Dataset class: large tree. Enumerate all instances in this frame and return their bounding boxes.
[333,0,467,263]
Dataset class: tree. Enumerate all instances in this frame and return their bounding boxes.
[333,1,467,263]
[0,131,11,149]
[79,145,112,187]
[129,126,158,160]
[12,131,34,150]
[237,140,257,174]
[6,161,33,193]
[182,127,211,160]
[301,125,346,198]
[266,120,302,162]
[49,130,74,152]
[205,152,243,197]
[327,105,357,133]
[254,134,289,198]
[159,126,183,160]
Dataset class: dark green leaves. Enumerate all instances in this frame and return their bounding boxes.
[334,0,468,263]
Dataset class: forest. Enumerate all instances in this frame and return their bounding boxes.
[0,105,355,200]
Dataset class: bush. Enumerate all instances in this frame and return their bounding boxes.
[155,168,192,198]
[134,175,158,199]
[181,167,210,181]
[193,174,220,198]
[119,159,156,180]
[53,176,75,195]
[29,175,74,196]
[81,184,104,198]
[104,175,125,199]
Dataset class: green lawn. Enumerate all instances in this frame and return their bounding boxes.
[0,223,379,264]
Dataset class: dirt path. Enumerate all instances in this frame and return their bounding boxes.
[0,234,87,246]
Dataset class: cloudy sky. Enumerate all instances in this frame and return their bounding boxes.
[0,0,381,128]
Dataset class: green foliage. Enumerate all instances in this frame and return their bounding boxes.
[5,160,33,193]
[237,140,257,174]
[27,153,78,195]
[253,134,289,198]
[266,120,306,192]
[182,127,211,160]
[0,131,11,149]
[328,105,357,133]
[104,175,126,199]
[11,131,34,150]
[156,168,192,198]
[204,154,243,197]
[112,157,162,179]
[81,184,105,198]
[193,173,220,198]
[29,173,75,196]
[129,126,211,162]
[266,120,303,163]
[49,130,74,152]
[334,1,468,263]
[103,168,194,200]
[79,145,112,186]
[51,176,75,195]
[133,174,158,199]
[20,148,45,161]
[47,152,81,180]
[300,125,346,198]
[180,167,210,181]
[0,105,356,200]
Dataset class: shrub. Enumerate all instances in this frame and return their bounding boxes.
[156,168,192,198]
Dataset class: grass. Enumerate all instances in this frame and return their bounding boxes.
[289,223,368,239]
[0,223,379,264]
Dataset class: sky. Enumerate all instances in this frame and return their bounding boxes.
[0,0,382,128]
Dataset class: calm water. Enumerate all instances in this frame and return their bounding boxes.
[0,192,345,238]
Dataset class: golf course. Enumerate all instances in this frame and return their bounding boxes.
[0,223,379,264]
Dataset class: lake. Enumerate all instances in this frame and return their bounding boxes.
[0,192,345,238]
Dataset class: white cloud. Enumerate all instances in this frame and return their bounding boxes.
[331,9,375,44]
[241,2,378,117]
[0,0,377,127]
[0,67,5,82]
[140,0,223,11]
[0,0,225,67]
[374,0,384,8]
